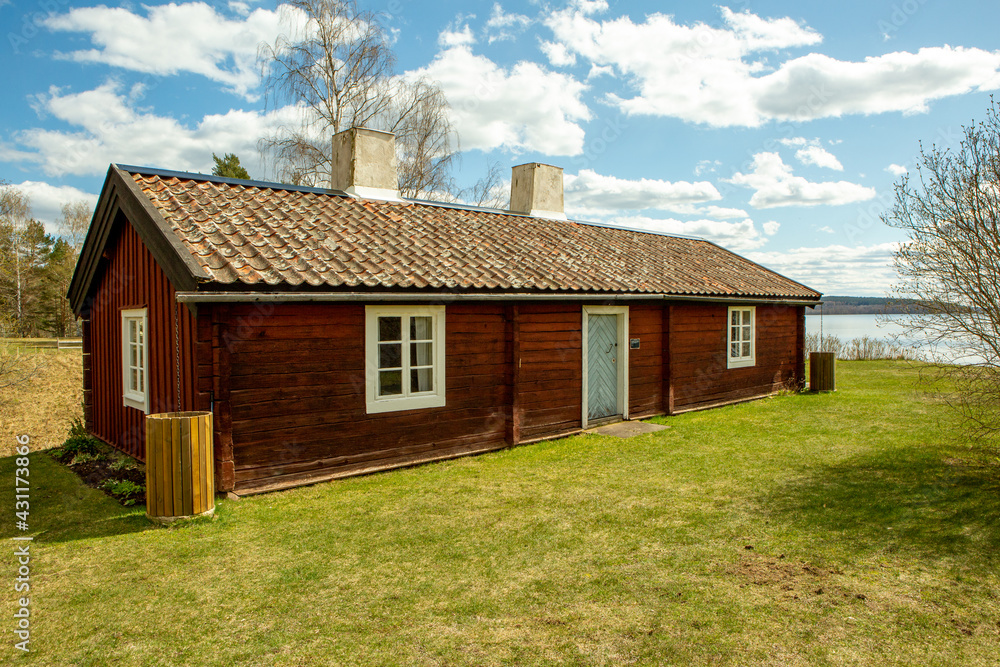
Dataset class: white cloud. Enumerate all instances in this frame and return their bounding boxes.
[728,152,876,208]
[818,225,836,234]
[13,181,99,236]
[586,64,613,79]
[540,40,577,67]
[544,6,1000,127]
[485,4,531,43]
[700,205,749,220]
[228,1,251,17]
[694,159,721,176]
[747,243,899,295]
[602,215,776,251]
[564,169,719,215]
[795,145,843,170]
[9,81,300,178]
[440,25,476,47]
[762,220,780,236]
[780,137,843,169]
[408,43,590,155]
[886,163,908,176]
[44,2,286,99]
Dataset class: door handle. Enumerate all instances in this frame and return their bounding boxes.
[605,343,614,353]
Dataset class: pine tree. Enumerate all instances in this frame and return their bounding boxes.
[212,153,252,180]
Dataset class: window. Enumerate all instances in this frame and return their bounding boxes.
[365,306,446,414]
[727,306,755,369]
[121,308,149,412]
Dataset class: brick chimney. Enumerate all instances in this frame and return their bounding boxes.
[331,127,400,201]
[509,163,566,219]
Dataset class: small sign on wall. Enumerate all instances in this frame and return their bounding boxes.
[629,338,640,349]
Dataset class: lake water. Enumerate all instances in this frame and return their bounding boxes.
[805,313,982,364]
[805,313,909,341]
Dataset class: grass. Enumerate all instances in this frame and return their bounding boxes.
[0,348,82,456]
[1,361,998,665]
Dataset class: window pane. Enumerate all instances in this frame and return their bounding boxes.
[410,316,433,340]
[731,343,739,358]
[742,325,751,341]
[731,311,740,326]
[411,368,433,393]
[138,368,144,392]
[379,370,402,396]
[379,343,401,369]
[742,342,751,357]
[731,326,739,343]
[130,343,138,368]
[378,317,401,342]
[138,322,143,344]
[128,319,137,344]
[130,369,138,391]
[411,342,433,366]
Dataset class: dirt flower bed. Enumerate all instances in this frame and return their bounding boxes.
[49,421,146,507]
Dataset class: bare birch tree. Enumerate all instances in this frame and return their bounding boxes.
[0,183,31,337]
[883,99,1000,443]
[259,0,456,197]
[59,201,91,252]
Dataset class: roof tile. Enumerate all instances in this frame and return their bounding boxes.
[130,172,819,299]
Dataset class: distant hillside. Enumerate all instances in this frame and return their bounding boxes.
[813,296,927,315]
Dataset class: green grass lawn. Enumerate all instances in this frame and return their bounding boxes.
[2,361,998,666]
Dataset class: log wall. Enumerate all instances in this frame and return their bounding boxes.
[81,216,197,460]
[221,302,509,492]
[669,303,802,412]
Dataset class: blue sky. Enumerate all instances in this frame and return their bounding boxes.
[2,0,999,296]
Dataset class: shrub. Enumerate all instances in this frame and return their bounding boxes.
[99,479,145,507]
[71,452,106,465]
[56,432,102,463]
[108,455,138,473]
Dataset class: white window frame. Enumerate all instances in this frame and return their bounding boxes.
[727,306,756,369]
[365,305,446,414]
[121,308,149,413]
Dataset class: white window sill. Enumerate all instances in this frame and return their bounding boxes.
[366,394,446,415]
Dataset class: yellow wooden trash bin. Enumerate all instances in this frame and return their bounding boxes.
[145,411,215,523]
[809,352,836,392]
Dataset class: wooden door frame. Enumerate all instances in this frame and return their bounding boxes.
[581,305,629,429]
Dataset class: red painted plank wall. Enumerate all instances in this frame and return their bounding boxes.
[628,303,664,419]
[515,303,583,441]
[81,218,197,460]
[670,303,801,411]
[222,302,509,488]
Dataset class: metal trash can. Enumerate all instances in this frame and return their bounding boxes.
[145,411,215,523]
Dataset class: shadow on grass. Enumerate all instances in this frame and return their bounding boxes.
[764,444,1000,567]
[0,452,153,544]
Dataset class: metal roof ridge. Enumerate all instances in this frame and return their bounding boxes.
[115,164,351,197]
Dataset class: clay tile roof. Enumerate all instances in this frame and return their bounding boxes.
[127,169,820,299]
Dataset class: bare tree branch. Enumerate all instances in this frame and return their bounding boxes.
[258,0,457,198]
[883,98,1000,443]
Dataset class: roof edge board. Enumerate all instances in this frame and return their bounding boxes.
[175,291,821,306]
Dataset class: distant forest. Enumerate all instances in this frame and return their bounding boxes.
[814,296,927,315]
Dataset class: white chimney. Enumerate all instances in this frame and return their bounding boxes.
[509,163,566,219]
[331,127,400,201]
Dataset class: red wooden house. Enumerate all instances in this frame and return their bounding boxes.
[67,128,821,495]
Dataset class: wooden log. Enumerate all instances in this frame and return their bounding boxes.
[145,411,215,523]
[810,352,836,392]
